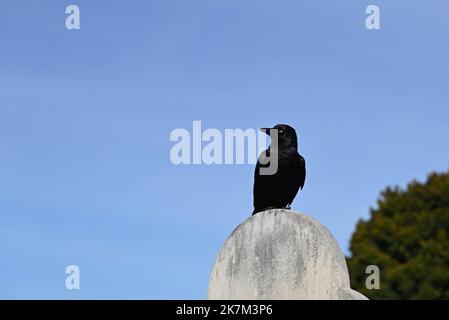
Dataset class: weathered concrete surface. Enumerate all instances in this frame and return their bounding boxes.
[208,209,367,300]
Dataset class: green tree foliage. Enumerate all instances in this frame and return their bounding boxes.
[347,171,449,299]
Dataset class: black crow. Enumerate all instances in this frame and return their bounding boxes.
[252,124,306,215]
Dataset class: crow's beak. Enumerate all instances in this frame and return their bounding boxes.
[260,128,273,136]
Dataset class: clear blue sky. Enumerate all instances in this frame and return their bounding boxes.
[1,1,448,299]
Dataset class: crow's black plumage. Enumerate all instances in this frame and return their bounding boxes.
[252,124,306,215]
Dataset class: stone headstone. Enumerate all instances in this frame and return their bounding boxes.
[208,209,367,300]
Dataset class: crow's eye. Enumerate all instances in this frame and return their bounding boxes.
[279,129,284,134]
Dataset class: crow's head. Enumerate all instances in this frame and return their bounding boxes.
[260,124,298,150]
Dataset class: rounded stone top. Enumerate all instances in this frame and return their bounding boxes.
[208,209,367,300]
